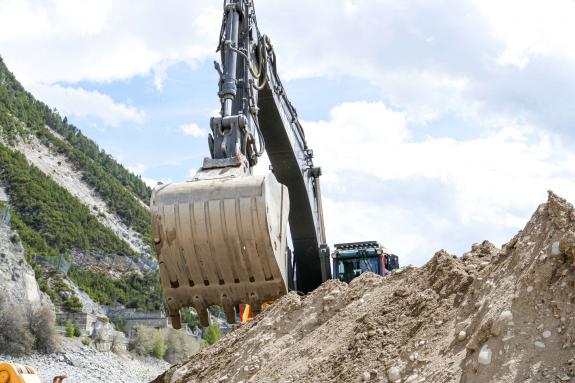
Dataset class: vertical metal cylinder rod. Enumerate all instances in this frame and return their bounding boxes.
[222,3,241,117]
[315,175,327,245]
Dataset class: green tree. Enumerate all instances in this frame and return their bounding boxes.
[152,330,167,359]
[181,308,199,329]
[64,296,83,313]
[65,322,74,338]
[0,144,137,258]
[68,268,163,312]
[202,322,222,346]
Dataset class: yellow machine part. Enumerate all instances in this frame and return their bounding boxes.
[0,363,43,383]
[151,172,290,327]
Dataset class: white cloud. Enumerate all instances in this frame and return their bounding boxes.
[127,163,147,175]
[125,164,171,188]
[29,83,145,127]
[139,175,173,189]
[2,0,575,132]
[142,177,162,189]
[252,0,575,130]
[179,123,206,138]
[0,0,220,85]
[304,102,575,265]
[378,71,470,123]
[472,0,575,68]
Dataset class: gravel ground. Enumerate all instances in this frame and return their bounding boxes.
[1,338,169,383]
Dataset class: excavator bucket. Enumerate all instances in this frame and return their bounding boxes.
[150,171,290,327]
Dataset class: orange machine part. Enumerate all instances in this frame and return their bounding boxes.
[240,301,273,323]
[0,363,44,383]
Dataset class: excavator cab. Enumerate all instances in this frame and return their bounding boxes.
[332,242,399,283]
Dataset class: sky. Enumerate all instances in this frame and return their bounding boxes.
[1,0,575,266]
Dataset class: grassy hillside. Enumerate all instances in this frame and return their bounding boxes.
[69,267,163,311]
[0,56,152,243]
[0,143,136,258]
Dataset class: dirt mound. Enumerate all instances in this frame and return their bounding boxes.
[153,191,575,383]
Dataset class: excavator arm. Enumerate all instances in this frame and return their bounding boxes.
[258,61,331,293]
[150,0,330,327]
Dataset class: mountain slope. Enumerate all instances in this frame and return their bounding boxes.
[0,56,152,249]
[0,55,163,312]
[0,144,135,258]
[15,134,146,254]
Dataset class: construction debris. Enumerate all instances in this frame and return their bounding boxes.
[153,191,575,383]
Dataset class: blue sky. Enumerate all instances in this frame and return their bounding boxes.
[52,62,384,185]
[1,0,575,266]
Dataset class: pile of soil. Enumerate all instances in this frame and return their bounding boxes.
[153,191,575,383]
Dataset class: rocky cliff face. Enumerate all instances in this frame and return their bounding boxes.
[0,220,51,308]
[70,250,157,278]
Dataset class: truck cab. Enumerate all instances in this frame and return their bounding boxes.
[332,241,399,283]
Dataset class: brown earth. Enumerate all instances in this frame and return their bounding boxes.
[153,191,575,383]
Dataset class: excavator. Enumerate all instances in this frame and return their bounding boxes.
[150,0,397,328]
[0,363,65,383]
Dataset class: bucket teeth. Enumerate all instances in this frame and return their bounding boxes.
[198,308,210,328]
[169,310,182,330]
[224,305,236,324]
[151,173,290,327]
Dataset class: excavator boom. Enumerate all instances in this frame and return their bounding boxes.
[150,0,329,327]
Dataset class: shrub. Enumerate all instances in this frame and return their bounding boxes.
[65,321,74,337]
[164,329,202,363]
[9,233,18,243]
[110,333,124,354]
[202,322,222,346]
[27,305,59,353]
[73,326,81,337]
[81,337,91,346]
[181,308,199,330]
[129,326,167,360]
[0,144,139,259]
[112,319,127,334]
[0,297,34,357]
[151,331,167,359]
[52,279,71,293]
[64,296,83,313]
[129,326,155,356]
